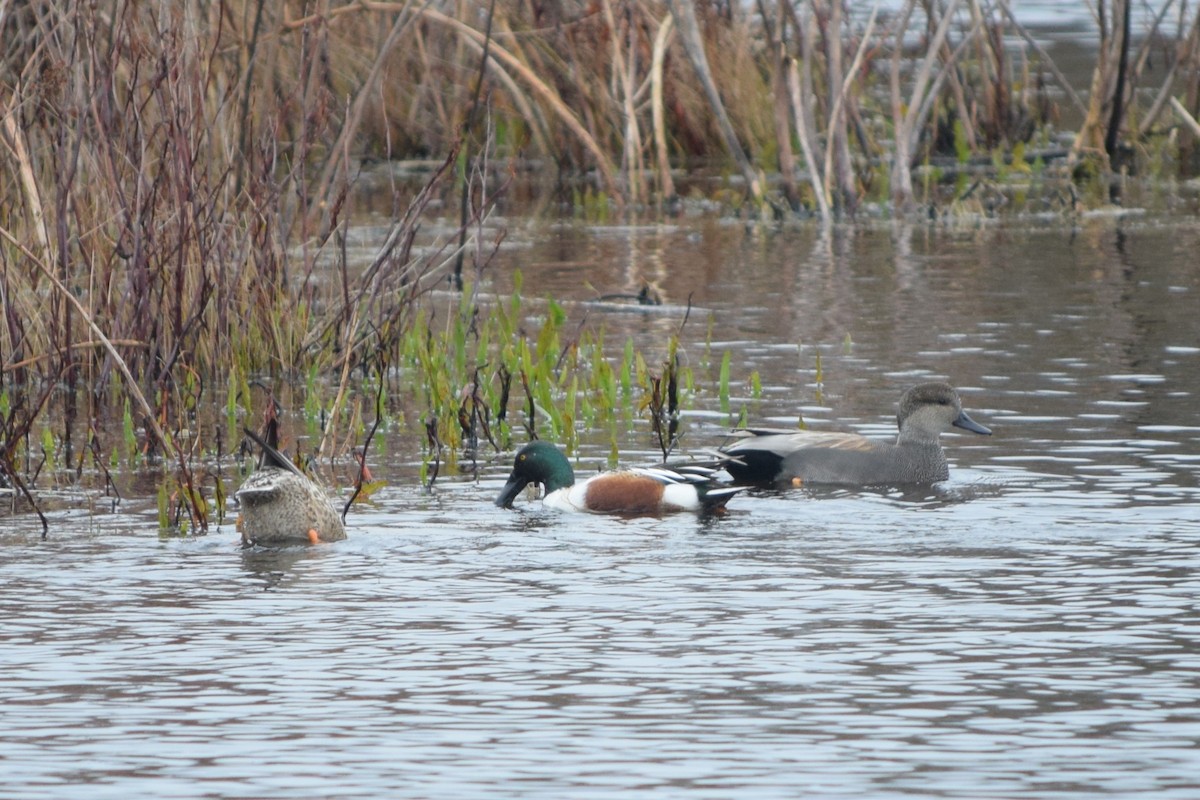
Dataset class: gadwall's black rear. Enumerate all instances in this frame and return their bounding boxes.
[721,382,991,486]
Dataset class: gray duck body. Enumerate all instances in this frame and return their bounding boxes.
[721,382,991,486]
[236,428,346,545]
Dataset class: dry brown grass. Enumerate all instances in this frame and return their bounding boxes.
[1,1,1197,529]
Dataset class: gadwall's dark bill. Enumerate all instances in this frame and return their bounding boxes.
[720,382,991,486]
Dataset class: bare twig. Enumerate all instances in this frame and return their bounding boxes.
[453,0,497,290]
[423,415,442,491]
[0,225,206,531]
[341,354,387,519]
[0,460,47,537]
[311,1,421,230]
[419,6,621,199]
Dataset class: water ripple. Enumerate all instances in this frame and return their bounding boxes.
[3,484,1199,799]
[7,220,1200,798]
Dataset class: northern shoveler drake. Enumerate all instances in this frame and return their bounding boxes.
[720,382,991,486]
[495,440,742,515]
[236,427,346,546]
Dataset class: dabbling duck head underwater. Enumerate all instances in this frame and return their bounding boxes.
[496,440,741,515]
[236,425,347,546]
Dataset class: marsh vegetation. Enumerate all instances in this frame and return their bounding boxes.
[2,1,1198,532]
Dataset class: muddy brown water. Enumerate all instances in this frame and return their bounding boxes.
[3,211,1200,798]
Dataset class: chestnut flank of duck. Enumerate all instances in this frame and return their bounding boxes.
[496,441,741,515]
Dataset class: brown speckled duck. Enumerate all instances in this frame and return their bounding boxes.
[236,426,346,546]
[721,382,992,486]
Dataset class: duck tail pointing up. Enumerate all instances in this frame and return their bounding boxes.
[698,485,743,514]
[243,426,304,477]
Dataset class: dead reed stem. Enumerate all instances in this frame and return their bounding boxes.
[0,95,51,265]
[4,0,1200,530]
[0,224,206,529]
[419,6,621,197]
[788,30,832,220]
[819,1,854,212]
[1139,11,1200,137]
[667,0,764,206]
[890,0,981,211]
[650,13,677,200]
[1169,95,1200,138]
[823,3,876,214]
[310,2,420,230]
[762,5,799,210]
[996,1,1087,117]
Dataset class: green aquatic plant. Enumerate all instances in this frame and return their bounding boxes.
[396,274,689,470]
[122,399,138,467]
[304,367,323,434]
[572,186,612,222]
[620,338,635,401]
[212,473,228,523]
[638,338,683,459]
[225,371,243,448]
[40,427,56,474]
[1011,142,1032,175]
[953,120,973,196]
[157,483,170,531]
[954,119,972,165]
[718,350,732,416]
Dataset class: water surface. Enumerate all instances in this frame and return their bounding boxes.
[3,214,1199,799]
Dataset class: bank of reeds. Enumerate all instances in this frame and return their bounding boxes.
[0,1,505,530]
[7,3,1194,219]
[2,1,1199,530]
[0,0,701,531]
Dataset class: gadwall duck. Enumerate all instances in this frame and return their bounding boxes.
[236,427,346,545]
[721,382,991,486]
[496,440,742,515]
